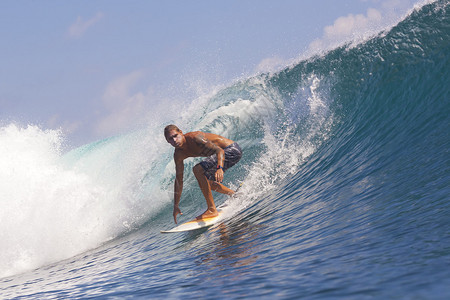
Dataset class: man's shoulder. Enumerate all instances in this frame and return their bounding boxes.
[184,131,204,138]
[185,131,208,144]
[173,149,188,162]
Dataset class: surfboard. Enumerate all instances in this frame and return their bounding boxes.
[160,204,229,234]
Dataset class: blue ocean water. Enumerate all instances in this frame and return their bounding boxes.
[1,1,449,298]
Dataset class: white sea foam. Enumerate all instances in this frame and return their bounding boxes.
[189,74,334,218]
[0,124,168,278]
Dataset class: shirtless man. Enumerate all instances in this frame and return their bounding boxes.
[164,125,242,223]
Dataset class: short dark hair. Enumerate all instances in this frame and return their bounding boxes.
[164,124,181,138]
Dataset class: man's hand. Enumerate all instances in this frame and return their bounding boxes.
[215,168,224,183]
[173,205,183,224]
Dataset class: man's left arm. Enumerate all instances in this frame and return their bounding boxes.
[195,135,225,182]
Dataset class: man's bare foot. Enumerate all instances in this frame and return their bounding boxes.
[195,209,218,220]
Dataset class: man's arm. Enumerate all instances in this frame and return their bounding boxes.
[173,153,184,223]
[194,134,225,182]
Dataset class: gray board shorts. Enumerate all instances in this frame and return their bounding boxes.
[199,142,242,181]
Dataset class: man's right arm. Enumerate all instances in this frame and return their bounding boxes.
[173,153,184,223]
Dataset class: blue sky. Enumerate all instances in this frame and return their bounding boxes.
[0,0,421,146]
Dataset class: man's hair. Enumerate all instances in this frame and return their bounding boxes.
[164,124,181,138]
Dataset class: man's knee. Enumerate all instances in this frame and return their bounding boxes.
[193,164,204,177]
[210,180,219,190]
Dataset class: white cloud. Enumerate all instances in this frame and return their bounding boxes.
[67,12,104,39]
[46,114,81,135]
[102,71,144,106]
[254,56,289,74]
[308,0,419,53]
[308,8,383,52]
[325,8,382,39]
[95,71,151,136]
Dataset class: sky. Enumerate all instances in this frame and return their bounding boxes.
[0,0,423,146]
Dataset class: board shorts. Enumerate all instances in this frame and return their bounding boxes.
[199,142,242,181]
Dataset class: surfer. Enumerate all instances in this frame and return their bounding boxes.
[164,125,242,223]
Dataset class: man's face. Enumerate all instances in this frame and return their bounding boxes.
[166,130,184,148]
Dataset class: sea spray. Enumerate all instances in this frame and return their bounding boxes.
[0,124,169,278]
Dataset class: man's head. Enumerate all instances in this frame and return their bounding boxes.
[164,124,184,148]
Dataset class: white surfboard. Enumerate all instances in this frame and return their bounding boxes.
[160,204,229,234]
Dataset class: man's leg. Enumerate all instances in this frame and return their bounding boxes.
[193,164,218,219]
[209,180,235,196]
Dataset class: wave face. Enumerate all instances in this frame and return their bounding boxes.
[1,1,449,298]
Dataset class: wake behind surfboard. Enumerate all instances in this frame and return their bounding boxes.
[160,204,230,234]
